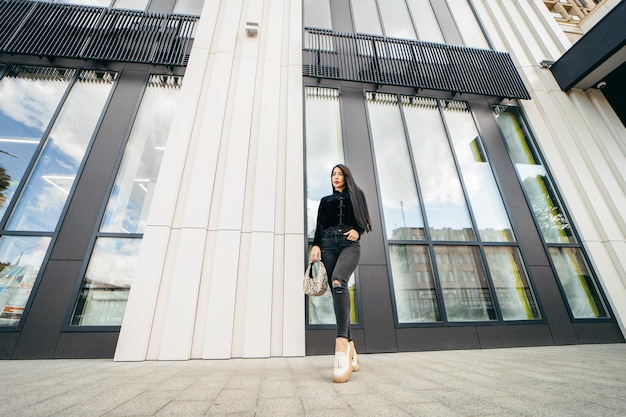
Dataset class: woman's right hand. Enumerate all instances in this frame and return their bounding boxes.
[310,245,321,263]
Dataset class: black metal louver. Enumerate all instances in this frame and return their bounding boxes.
[0,0,198,67]
[303,28,531,100]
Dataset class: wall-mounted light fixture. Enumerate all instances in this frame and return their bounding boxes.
[539,60,555,69]
[245,21,259,36]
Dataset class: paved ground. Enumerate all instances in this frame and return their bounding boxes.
[0,343,625,417]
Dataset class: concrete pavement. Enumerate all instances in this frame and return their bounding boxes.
[1,343,625,416]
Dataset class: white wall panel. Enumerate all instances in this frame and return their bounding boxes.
[113,0,303,361]
[181,52,234,229]
[242,232,275,357]
[157,228,207,360]
[114,226,171,361]
[202,230,242,358]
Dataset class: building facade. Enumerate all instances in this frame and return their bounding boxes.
[0,0,623,359]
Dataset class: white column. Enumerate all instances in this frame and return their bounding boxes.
[114,0,304,361]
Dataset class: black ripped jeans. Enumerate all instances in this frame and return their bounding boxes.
[320,228,361,341]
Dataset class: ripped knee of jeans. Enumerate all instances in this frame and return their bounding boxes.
[332,279,348,294]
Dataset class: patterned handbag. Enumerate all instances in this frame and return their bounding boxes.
[303,260,328,296]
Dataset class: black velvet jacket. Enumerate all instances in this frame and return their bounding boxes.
[313,189,364,247]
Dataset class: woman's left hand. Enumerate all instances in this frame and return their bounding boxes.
[344,229,360,241]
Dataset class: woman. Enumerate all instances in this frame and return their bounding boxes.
[310,164,372,383]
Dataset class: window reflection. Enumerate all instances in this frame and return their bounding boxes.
[0,236,50,326]
[484,246,540,320]
[435,245,496,321]
[494,107,574,244]
[72,74,181,327]
[71,238,141,325]
[493,105,608,320]
[442,100,514,242]
[549,247,607,319]
[305,87,345,238]
[0,66,74,221]
[6,70,116,232]
[402,96,474,241]
[101,75,182,234]
[305,89,360,325]
[367,93,425,240]
[390,244,440,322]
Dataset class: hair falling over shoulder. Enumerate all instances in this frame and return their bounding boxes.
[333,164,372,234]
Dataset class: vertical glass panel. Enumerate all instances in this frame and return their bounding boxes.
[6,70,116,232]
[305,87,344,238]
[435,245,496,321]
[304,0,332,29]
[71,237,141,326]
[0,66,74,221]
[307,274,358,325]
[402,96,474,241]
[494,107,575,244]
[306,245,358,325]
[390,244,440,323]
[442,100,514,242]
[549,247,608,319]
[367,93,425,240]
[446,0,490,48]
[173,0,204,15]
[378,0,417,40]
[0,236,50,326]
[101,75,182,234]
[484,246,541,320]
[351,0,383,35]
[407,0,445,43]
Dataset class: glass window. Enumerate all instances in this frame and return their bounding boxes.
[493,107,574,244]
[442,100,514,242]
[435,245,495,321]
[351,0,383,36]
[402,96,473,241]
[304,0,332,29]
[367,94,538,324]
[305,87,360,326]
[484,246,540,320]
[6,70,117,232]
[173,0,205,15]
[305,87,344,238]
[367,93,425,241]
[446,0,489,48]
[406,0,444,43]
[390,244,440,323]
[494,106,608,320]
[307,250,358,326]
[0,66,74,221]
[378,0,417,40]
[0,236,51,326]
[71,237,141,325]
[549,247,607,319]
[71,75,182,327]
[101,75,182,234]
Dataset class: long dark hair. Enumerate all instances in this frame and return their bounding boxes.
[332,164,372,234]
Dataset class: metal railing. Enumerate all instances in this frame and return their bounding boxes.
[0,0,198,66]
[303,28,530,100]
